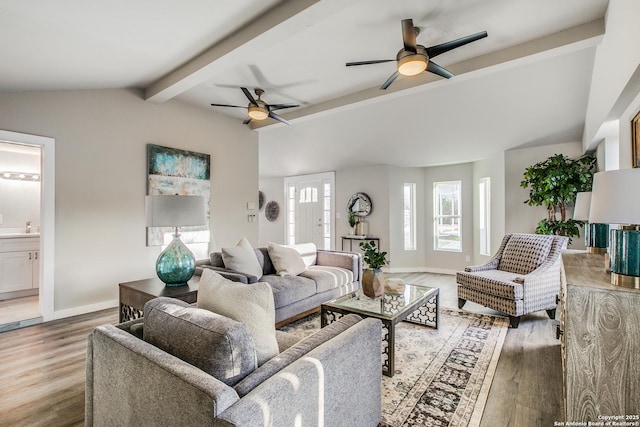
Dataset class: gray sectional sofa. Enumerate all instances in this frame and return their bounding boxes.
[86,297,382,427]
[196,245,362,325]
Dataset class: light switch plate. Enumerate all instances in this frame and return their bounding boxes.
[247,202,256,210]
[0,213,3,225]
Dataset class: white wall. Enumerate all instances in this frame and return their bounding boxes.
[583,0,640,151]
[504,141,587,249]
[387,167,426,270]
[423,163,474,273]
[258,177,285,245]
[473,154,506,264]
[0,89,258,316]
[0,145,41,230]
[335,165,390,256]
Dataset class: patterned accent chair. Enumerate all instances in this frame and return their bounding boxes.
[456,233,568,328]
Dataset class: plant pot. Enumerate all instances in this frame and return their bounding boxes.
[362,268,385,298]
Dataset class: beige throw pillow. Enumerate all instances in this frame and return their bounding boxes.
[197,269,279,365]
[268,242,307,276]
[221,237,263,278]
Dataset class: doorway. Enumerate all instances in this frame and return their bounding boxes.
[284,172,335,249]
[0,130,55,330]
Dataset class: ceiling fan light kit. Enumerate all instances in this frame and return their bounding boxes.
[248,105,268,120]
[346,18,487,90]
[211,87,299,126]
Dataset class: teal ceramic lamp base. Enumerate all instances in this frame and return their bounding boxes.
[156,231,196,286]
[609,227,640,289]
[585,222,608,254]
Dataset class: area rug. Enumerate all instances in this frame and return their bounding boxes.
[279,307,509,427]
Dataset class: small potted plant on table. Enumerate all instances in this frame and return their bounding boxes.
[348,211,357,235]
[359,240,388,298]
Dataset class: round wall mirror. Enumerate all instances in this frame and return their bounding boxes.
[347,192,372,217]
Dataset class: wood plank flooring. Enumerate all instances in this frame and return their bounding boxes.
[0,273,564,426]
[0,295,41,330]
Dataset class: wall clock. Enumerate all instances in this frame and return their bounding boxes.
[347,192,372,217]
[265,201,279,222]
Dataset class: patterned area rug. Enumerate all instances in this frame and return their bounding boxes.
[280,308,508,427]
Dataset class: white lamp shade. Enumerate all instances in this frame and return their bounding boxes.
[572,192,592,221]
[145,195,206,227]
[589,169,640,224]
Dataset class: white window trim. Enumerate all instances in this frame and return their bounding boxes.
[403,183,417,251]
[479,177,491,256]
[433,180,462,252]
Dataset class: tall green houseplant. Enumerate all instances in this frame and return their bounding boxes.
[520,153,596,241]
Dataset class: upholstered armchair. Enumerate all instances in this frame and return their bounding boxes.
[456,233,568,328]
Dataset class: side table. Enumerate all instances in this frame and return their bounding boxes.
[119,276,200,322]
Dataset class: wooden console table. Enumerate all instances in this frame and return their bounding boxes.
[560,251,640,420]
[119,276,200,322]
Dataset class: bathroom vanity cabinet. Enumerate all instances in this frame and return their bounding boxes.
[0,236,39,297]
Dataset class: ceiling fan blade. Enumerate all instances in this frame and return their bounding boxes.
[401,18,417,53]
[346,59,395,67]
[380,71,400,90]
[210,103,246,108]
[426,61,454,79]
[243,117,252,125]
[268,103,300,111]
[269,111,291,125]
[241,87,258,104]
[426,31,487,58]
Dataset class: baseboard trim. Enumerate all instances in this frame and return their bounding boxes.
[385,267,457,275]
[51,299,118,321]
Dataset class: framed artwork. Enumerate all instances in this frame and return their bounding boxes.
[633,110,640,168]
[147,144,211,246]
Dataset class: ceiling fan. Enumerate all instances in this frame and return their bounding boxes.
[210,87,299,125]
[346,18,487,90]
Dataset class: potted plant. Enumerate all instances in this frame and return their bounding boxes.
[359,240,388,298]
[520,153,596,243]
[348,211,357,235]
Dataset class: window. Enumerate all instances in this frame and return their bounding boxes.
[403,183,416,250]
[434,181,462,251]
[323,183,331,250]
[479,177,491,256]
[287,184,296,245]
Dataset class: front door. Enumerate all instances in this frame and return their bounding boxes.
[295,180,324,248]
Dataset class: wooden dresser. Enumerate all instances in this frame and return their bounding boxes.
[560,251,640,420]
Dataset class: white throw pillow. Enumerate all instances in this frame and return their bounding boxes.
[221,237,263,278]
[197,269,278,365]
[289,242,317,267]
[268,242,307,276]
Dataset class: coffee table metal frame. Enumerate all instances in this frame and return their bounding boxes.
[321,284,439,377]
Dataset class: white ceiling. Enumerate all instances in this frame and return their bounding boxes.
[0,0,609,177]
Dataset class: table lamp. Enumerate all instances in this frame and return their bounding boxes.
[572,191,608,254]
[145,195,207,286]
[589,169,640,288]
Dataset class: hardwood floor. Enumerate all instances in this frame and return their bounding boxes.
[0,295,42,332]
[0,273,564,426]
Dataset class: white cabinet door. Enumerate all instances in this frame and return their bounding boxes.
[32,251,39,289]
[0,251,33,292]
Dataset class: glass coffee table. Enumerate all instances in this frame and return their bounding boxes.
[321,283,439,377]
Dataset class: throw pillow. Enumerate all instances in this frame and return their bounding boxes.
[289,242,317,267]
[143,297,257,386]
[267,242,307,276]
[221,236,263,279]
[197,269,279,365]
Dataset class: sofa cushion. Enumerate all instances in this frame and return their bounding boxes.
[197,269,279,365]
[234,314,363,397]
[143,297,257,386]
[498,233,552,275]
[258,274,317,309]
[301,265,354,293]
[268,242,307,276]
[221,237,263,279]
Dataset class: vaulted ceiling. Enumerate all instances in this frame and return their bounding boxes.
[0,0,609,176]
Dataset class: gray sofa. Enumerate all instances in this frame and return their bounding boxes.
[196,245,362,325]
[86,297,382,427]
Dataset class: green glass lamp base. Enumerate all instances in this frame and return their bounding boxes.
[156,233,196,286]
[609,228,640,289]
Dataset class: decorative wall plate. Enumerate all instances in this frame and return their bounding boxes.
[347,192,372,216]
[258,191,265,210]
[265,201,279,222]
